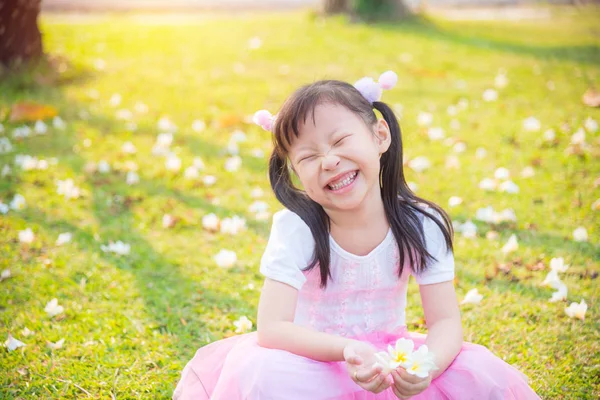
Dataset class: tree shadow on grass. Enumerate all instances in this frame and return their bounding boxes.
[366,15,600,65]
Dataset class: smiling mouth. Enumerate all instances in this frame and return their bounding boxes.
[327,170,358,191]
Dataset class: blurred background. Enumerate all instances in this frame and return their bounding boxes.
[1,0,599,399]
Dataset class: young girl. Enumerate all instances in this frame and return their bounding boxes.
[173,72,541,399]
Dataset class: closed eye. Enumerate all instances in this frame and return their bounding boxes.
[334,135,350,146]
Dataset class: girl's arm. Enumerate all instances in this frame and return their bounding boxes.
[257,277,355,362]
[420,280,463,379]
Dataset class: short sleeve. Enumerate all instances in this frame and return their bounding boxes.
[259,209,315,290]
[411,209,455,285]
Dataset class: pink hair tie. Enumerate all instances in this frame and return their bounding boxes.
[253,109,276,132]
[354,70,398,104]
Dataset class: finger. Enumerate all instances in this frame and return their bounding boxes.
[396,367,426,385]
[362,372,387,393]
[357,363,383,383]
[344,348,363,366]
[372,373,393,394]
[391,370,414,393]
[392,385,411,400]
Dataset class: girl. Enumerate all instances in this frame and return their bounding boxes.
[173,72,541,399]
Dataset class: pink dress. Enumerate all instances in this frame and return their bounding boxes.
[173,209,541,399]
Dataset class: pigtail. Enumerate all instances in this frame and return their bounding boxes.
[268,150,332,288]
[372,101,454,277]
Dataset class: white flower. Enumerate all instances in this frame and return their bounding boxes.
[248,36,262,50]
[446,105,458,116]
[121,141,137,154]
[230,130,247,143]
[427,127,445,141]
[541,270,562,289]
[97,160,111,173]
[565,300,587,320]
[475,147,487,159]
[56,179,81,199]
[501,234,518,254]
[13,125,32,139]
[19,228,34,244]
[388,338,415,369]
[521,166,535,178]
[445,155,460,169]
[233,316,253,333]
[203,175,217,186]
[192,119,206,133]
[134,102,148,113]
[56,232,72,246]
[251,148,265,158]
[573,227,588,242]
[251,187,264,198]
[584,117,598,133]
[494,167,510,180]
[4,334,26,351]
[202,213,220,232]
[448,196,462,207]
[45,298,64,317]
[109,93,122,107]
[21,327,33,337]
[495,73,508,89]
[157,117,177,133]
[482,89,498,102]
[460,220,477,238]
[162,214,175,228]
[34,120,47,135]
[499,208,517,222]
[0,202,8,214]
[165,154,182,172]
[214,249,237,268]
[570,128,586,145]
[0,269,11,281]
[499,180,519,194]
[225,156,242,172]
[543,129,556,142]
[523,117,541,132]
[405,345,439,378]
[417,112,433,127]
[126,171,139,185]
[184,166,199,179]
[54,117,67,129]
[549,282,568,303]
[1,164,11,177]
[152,133,173,155]
[116,109,132,120]
[0,137,13,154]
[408,156,431,173]
[249,201,269,214]
[48,338,65,350]
[193,157,205,170]
[453,142,467,154]
[221,216,246,235]
[479,178,497,191]
[101,241,130,256]
[10,194,26,210]
[550,257,569,273]
[461,288,483,305]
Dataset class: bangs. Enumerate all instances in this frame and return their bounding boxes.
[272,80,375,155]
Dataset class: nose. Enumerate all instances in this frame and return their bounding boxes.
[321,154,340,170]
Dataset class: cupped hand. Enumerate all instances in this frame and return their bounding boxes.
[343,340,394,394]
[390,367,432,399]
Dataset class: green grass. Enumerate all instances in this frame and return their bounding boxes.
[1,6,599,399]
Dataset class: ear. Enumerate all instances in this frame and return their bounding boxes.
[374,119,391,155]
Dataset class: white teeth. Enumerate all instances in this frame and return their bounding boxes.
[328,171,357,191]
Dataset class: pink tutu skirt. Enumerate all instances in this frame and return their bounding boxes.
[173,327,540,400]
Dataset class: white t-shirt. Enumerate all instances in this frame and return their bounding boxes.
[259,208,455,336]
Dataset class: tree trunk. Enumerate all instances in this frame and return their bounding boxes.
[323,0,350,14]
[0,0,43,68]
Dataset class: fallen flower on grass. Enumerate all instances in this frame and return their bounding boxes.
[45,298,64,317]
[214,249,237,268]
[233,316,253,333]
[19,228,34,244]
[573,227,588,242]
[5,334,26,351]
[56,232,72,246]
[101,241,130,256]
[565,300,587,320]
[502,234,518,254]
[47,338,65,350]
[460,288,483,305]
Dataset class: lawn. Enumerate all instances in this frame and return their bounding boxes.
[1,6,599,399]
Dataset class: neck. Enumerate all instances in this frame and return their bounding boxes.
[325,185,388,232]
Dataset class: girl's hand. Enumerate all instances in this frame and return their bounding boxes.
[343,340,394,394]
[390,368,432,399]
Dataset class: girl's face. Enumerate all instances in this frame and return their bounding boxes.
[288,102,391,213]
